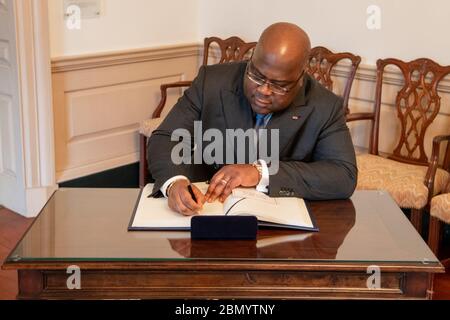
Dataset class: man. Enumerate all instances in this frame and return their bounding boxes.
[148,22,357,216]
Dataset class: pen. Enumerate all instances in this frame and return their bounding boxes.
[187,184,197,203]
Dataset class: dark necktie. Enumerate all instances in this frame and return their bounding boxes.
[254,113,266,132]
[254,114,267,158]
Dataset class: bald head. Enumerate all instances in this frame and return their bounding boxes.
[243,23,311,115]
[254,22,311,75]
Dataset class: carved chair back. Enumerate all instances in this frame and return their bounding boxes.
[370,58,450,166]
[306,46,361,113]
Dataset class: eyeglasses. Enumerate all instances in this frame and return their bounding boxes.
[245,60,304,95]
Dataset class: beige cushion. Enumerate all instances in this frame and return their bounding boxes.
[139,117,164,137]
[432,179,450,223]
[356,154,450,209]
[431,192,450,224]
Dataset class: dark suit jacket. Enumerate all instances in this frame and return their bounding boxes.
[148,62,357,200]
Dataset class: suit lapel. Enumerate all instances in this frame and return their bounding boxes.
[266,104,313,154]
[220,88,253,131]
[266,75,315,154]
[220,88,253,163]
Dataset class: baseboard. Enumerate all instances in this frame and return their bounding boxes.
[59,162,141,188]
[56,153,140,184]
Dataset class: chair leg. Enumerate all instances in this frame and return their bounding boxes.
[139,134,148,188]
[442,258,450,269]
[427,274,436,300]
[410,208,423,235]
[428,216,442,256]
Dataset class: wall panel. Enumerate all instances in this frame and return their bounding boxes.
[52,44,200,182]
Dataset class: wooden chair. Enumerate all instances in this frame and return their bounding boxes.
[139,36,256,187]
[428,135,450,255]
[353,58,450,234]
[306,46,361,114]
[202,36,257,65]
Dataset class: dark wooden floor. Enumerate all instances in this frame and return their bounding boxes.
[0,207,449,300]
[0,207,34,300]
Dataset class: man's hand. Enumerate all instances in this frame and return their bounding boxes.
[168,180,206,216]
[205,164,260,203]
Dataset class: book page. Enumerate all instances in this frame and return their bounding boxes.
[199,200,224,215]
[131,184,192,229]
[193,182,224,215]
[131,182,225,229]
[227,196,314,229]
[232,188,276,204]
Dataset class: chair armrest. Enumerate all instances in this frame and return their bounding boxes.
[152,80,193,118]
[424,134,450,200]
[432,134,450,145]
[139,118,165,137]
[346,112,375,122]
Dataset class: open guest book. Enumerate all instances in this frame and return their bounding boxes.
[128,182,318,232]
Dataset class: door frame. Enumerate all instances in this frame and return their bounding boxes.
[10,0,56,217]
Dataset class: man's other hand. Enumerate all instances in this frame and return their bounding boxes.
[205,164,260,203]
[168,180,205,216]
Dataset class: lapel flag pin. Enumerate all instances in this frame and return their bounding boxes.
[292,116,300,120]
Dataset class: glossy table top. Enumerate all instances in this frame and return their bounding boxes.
[5,188,440,264]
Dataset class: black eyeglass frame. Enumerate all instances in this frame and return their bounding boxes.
[245,60,304,95]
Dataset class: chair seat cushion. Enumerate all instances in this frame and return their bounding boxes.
[139,117,164,137]
[356,154,450,209]
[431,193,450,224]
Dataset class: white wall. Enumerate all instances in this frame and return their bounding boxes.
[48,0,200,57]
[199,0,450,65]
[49,0,450,64]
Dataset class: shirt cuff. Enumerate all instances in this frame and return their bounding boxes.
[161,175,189,198]
[254,159,269,193]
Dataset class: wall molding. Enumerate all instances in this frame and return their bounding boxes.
[333,62,450,94]
[51,43,202,73]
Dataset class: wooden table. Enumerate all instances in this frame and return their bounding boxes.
[2,188,444,299]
